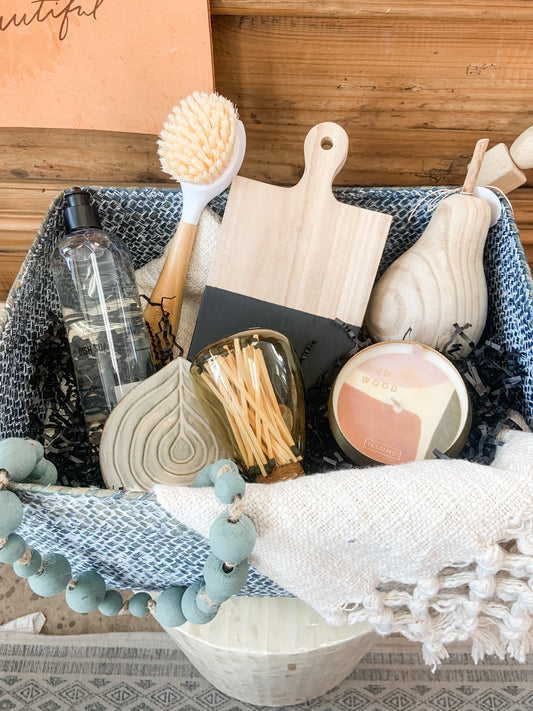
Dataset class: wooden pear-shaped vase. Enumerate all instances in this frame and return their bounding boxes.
[366,139,493,357]
[365,192,492,356]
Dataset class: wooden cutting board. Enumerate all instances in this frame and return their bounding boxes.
[189,122,393,387]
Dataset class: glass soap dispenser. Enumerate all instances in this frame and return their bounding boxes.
[190,329,306,481]
[50,188,155,444]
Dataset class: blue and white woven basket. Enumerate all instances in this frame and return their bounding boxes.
[1,186,532,596]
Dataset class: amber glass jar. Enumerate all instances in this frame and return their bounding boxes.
[190,329,306,480]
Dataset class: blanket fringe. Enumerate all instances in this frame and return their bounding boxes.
[339,534,533,667]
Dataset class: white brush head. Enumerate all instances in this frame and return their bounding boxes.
[158,91,239,185]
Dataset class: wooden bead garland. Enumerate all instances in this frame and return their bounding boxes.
[0,437,256,627]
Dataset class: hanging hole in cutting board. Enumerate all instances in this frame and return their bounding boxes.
[321,137,334,150]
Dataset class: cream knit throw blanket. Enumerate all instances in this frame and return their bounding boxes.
[155,430,533,668]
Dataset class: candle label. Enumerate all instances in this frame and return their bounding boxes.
[334,344,464,464]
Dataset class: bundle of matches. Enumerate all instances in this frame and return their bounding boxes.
[194,336,303,480]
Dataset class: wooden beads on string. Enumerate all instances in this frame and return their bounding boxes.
[66,570,107,613]
[203,552,249,603]
[98,590,124,616]
[0,438,43,482]
[155,587,187,628]
[28,553,72,597]
[214,468,246,504]
[0,453,255,629]
[181,581,219,625]
[129,591,152,617]
[0,444,128,618]
[209,513,256,562]
[0,533,26,564]
[0,489,24,537]
[28,459,59,486]
[151,459,255,627]
[0,436,58,487]
[14,549,42,578]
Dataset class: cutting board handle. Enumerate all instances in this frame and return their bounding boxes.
[297,122,349,196]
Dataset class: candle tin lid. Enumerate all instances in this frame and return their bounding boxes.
[329,341,471,466]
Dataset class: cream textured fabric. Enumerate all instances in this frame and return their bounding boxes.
[155,430,533,668]
[135,207,222,357]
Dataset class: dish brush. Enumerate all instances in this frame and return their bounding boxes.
[144,91,246,363]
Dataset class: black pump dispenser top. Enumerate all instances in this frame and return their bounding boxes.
[63,187,102,233]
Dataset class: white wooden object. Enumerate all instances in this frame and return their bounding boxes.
[366,140,492,357]
[476,142,526,193]
[510,125,533,170]
[99,358,226,492]
[207,122,392,325]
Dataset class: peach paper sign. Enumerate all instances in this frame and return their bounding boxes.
[0,0,214,134]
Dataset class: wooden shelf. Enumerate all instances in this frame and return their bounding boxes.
[210,1,533,20]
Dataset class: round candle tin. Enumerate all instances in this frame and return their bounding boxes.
[328,341,471,466]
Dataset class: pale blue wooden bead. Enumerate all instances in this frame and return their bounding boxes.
[128,592,152,617]
[27,459,58,486]
[203,552,249,603]
[28,553,72,597]
[208,459,240,485]
[27,439,45,462]
[0,533,26,564]
[181,581,218,625]
[0,490,24,537]
[214,470,245,505]
[98,590,124,617]
[37,463,58,486]
[195,587,220,615]
[209,513,256,563]
[191,464,214,488]
[0,438,40,482]
[66,571,106,613]
[13,548,41,578]
[155,587,187,628]
[29,458,48,479]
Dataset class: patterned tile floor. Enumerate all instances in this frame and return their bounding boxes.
[1,631,532,711]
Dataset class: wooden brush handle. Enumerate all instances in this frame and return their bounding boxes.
[143,220,197,358]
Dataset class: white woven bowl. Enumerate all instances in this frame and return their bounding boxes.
[163,596,377,707]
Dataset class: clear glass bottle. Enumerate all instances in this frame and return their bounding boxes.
[190,329,306,480]
[50,188,155,445]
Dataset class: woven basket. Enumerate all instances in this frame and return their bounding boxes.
[164,596,377,706]
[1,185,532,598]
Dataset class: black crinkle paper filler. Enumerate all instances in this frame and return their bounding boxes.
[27,311,103,488]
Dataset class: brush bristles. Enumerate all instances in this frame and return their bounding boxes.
[158,91,238,185]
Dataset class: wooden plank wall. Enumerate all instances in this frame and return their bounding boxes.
[1,1,533,299]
